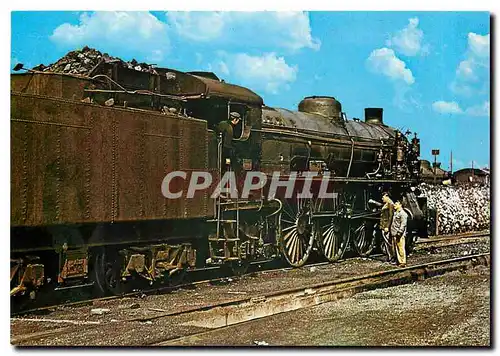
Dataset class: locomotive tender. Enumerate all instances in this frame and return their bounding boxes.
[10,57,425,298]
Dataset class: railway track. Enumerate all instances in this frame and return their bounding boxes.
[415,231,489,250]
[11,251,490,346]
[153,252,490,346]
[11,230,489,317]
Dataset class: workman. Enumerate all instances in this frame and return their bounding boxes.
[391,200,408,267]
[380,192,395,262]
[216,112,241,170]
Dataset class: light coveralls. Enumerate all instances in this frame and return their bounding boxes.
[391,208,408,265]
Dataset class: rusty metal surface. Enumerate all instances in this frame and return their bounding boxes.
[262,107,395,142]
[11,92,214,227]
[11,73,92,100]
[90,65,263,106]
[298,96,342,121]
[190,75,263,105]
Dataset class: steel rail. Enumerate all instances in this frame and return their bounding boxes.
[11,251,490,345]
[11,231,489,317]
[152,252,490,346]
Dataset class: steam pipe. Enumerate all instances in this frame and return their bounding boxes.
[266,198,283,219]
[366,162,382,179]
[346,137,355,178]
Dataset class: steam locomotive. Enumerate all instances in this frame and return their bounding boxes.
[10,58,426,298]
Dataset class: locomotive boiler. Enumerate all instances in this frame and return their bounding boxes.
[10,51,426,300]
[221,96,424,267]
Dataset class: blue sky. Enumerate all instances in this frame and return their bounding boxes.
[11,11,490,170]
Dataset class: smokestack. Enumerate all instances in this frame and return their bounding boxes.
[364,108,384,125]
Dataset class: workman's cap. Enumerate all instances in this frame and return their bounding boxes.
[230,112,241,120]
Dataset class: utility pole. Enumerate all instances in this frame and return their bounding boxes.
[450,151,453,174]
[432,149,440,184]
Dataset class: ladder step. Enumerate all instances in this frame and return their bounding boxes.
[209,238,240,242]
[218,200,251,206]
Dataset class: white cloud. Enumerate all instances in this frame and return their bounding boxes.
[431,100,490,118]
[50,12,170,62]
[466,101,490,117]
[366,48,415,85]
[233,53,298,94]
[211,52,297,94]
[166,11,320,51]
[456,59,478,81]
[166,12,225,42]
[449,81,474,97]
[386,17,429,56]
[432,101,463,114]
[442,32,490,117]
[468,33,490,58]
[454,32,489,83]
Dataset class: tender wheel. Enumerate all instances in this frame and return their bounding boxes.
[92,248,125,296]
[352,220,376,257]
[278,198,315,267]
[316,217,349,262]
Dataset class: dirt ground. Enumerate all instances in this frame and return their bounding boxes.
[11,239,490,346]
[167,265,491,347]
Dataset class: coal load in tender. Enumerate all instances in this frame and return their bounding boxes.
[419,183,490,235]
[32,46,158,76]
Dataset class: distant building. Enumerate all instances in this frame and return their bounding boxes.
[453,168,490,185]
[420,160,449,184]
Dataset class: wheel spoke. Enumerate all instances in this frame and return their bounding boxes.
[278,198,314,267]
[289,235,298,262]
[317,218,347,262]
[327,231,336,258]
[352,221,374,257]
[285,230,297,250]
[296,237,302,263]
[324,226,335,257]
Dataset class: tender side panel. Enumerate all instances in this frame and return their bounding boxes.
[143,116,181,219]
[11,93,211,227]
[88,106,114,222]
[182,121,210,219]
[55,100,89,222]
